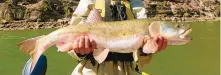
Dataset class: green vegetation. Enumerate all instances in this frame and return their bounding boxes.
[4,15,12,22]
[41,2,49,12]
[63,6,71,18]
[5,0,11,3]
[214,3,220,17]
[36,18,41,24]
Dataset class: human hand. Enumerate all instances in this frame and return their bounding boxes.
[142,35,168,53]
[72,36,96,55]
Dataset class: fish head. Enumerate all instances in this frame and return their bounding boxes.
[149,21,192,45]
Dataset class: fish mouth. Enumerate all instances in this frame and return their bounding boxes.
[168,28,192,45]
[179,28,192,40]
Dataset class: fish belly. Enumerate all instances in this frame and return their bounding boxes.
[89,34,144,53]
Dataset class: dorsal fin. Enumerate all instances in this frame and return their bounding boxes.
[86,8,103,23]
[148,21,161,37]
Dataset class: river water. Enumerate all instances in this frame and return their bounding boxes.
[0,21,219,75]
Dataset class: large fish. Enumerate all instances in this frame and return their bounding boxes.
[17,9,192,72]
[18,19,192,72]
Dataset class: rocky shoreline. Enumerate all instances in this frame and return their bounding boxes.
[0,0,220,31]
[0,21,69,31]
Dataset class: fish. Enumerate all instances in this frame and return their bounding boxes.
[17,9,192,72]
[17,19,192,72]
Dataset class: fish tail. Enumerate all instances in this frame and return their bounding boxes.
[18,35,46,72]
[17,35,45,55]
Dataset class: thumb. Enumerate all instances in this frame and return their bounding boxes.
[143,35,151,46]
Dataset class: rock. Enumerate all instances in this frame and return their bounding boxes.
[18,2,30,5]
[0,24,4,28]
[49,19,55,22]
[57,19,63,23]
[0,3,14,21]
[0,3,26,21]
[11,5,26,20]
[57,18,69,24]
[18,27,25,30]
[24,0,45,21]
[0,0,78,22]
[171,17,178,22]
[1,20,8,24]
[143,0,219,20]
[38,24,44,28]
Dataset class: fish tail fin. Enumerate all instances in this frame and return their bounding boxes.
[17,35,46,72]
[17,35,45,55]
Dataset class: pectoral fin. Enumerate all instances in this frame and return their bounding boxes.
[143,39,158,53]
[56,42,73,52]
[93,48,109,63]
[68,50,81,60]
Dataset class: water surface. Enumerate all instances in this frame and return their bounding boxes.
[0,21,219,75]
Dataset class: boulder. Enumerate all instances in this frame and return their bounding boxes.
[0,3,13,22]
[0,3,26,21]
[24,0,45,21]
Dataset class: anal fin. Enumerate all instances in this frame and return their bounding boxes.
[56,42,73,52]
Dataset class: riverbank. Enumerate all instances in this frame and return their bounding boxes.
[0,21,69,31]
[0,0,220,31]
[0,17,219,31]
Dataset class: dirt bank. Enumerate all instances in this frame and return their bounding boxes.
[0,21,69,31]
